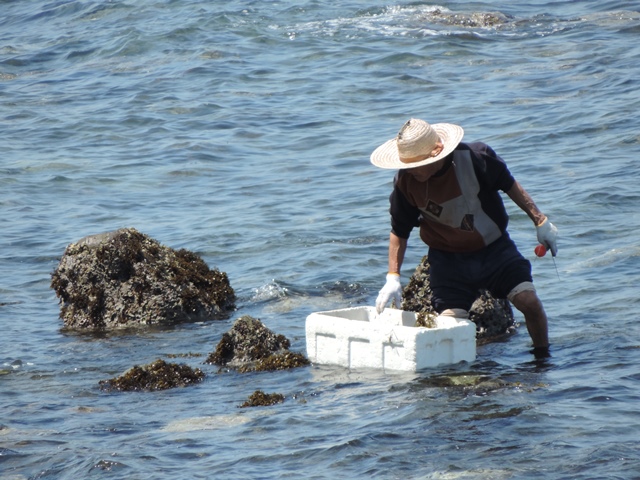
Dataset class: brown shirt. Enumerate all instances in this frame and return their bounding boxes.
[389,142,515,253]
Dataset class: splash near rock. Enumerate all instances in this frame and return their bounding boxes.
[99,359,205,392]
[206,315,310,373]
[401,256,516,343]
[50,228,236,330]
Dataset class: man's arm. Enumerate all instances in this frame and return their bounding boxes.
[376,232,408,313]
[388,232,408,275]
[506,180,547,226]
[506,180,558,255]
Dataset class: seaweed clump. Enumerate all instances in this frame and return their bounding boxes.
[415,311,437,328]
[205,315,309,372]
[239,390,285,408]
[50,228,236,330]
[251,352,310,373]
[401,256,516,343]
[99,359,205,392]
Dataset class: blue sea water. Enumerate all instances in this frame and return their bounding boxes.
[1,1,640,478]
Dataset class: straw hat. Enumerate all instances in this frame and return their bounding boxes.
[370,118,464,169]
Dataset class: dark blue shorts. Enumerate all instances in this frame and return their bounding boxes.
[427,234,533,313]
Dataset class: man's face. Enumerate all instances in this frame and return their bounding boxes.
[406,159,445,182]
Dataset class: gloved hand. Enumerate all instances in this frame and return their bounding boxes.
[375,273,402,314]
[536,218,558,256]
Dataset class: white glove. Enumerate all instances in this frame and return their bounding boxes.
[375,273,402,314]
[536,218,558,256]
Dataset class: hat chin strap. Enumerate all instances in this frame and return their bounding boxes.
[399,142,444,165]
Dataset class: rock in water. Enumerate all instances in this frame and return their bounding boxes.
[206,315,309,373]
[401,256,516,343]
[99,359,205,392]
[239,390,285,408]
[426,9,513,28]
[51,228,236,330]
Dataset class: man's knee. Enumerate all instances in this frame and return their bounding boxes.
[507,281,536,303]
[440,308,469,318]
[510,285,543,315]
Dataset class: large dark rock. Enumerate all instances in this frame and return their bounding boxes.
[402,256,516,344]
[206,315,310,373]
[51,228,236,330]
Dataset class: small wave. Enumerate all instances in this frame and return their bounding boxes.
[162,414,252,432]
[420,468,513,479]
[245,279,370,314]
[282,5,640,40]
[250,280,293,303]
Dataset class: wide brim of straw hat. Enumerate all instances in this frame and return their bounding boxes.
[370,123,464,170]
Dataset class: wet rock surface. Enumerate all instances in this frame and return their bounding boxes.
[51,228,236,330]
[99,359,205,392]
[418,372,547,397]
[402,256,516,343]
[206,315,310,373]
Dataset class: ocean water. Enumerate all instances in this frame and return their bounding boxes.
[2,1,640,478]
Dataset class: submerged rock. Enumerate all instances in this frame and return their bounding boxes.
[402,256,516,343]
[239,390,285,408]
[51,228,236,330]
[99,359,205,392]
[426,9,513,28]
[206,315,310,373]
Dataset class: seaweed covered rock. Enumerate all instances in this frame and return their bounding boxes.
[253,352,310,372]
[99,359,205,392]
[206,315,310,372]
[402,256,516,343]
[51,228,236,330]
[239,390,285,408]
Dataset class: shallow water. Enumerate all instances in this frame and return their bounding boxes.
[2,1,640,478]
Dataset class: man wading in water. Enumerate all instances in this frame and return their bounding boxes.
[370,118,558,358]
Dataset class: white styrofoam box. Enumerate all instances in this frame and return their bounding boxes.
[305,306,476,371]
